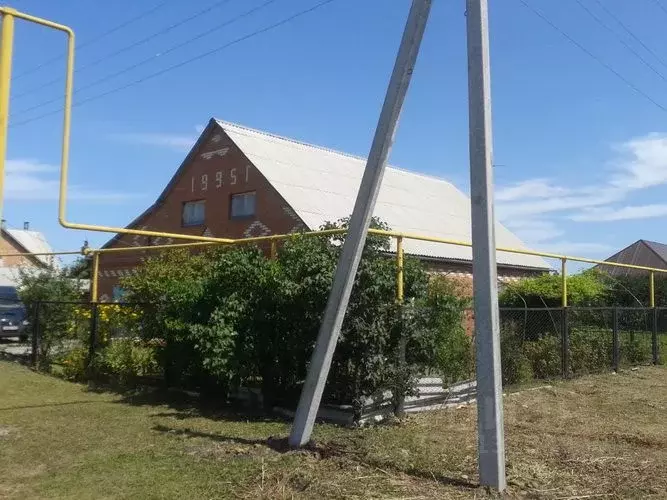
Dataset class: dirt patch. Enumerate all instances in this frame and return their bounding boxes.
[0,425,15,438]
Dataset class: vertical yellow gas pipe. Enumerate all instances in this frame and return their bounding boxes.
[0,10,15,226]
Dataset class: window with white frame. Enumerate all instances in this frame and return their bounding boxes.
[230,192,256,219]
[182,200,205,226]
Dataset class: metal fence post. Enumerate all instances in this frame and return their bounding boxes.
[612,307,620,372]
[561,307,569,378]
[88,302,99,369]
[394,236,406,417]
[652,307,659,365]
[30,301,40,367]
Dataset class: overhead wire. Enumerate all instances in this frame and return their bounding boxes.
[516,0,667,114]
[10,0,340,129]
[12,0,280,117]
[573,0,667,85]
[12,0,236,100]
[591,0,667,73]
[650,0,667,17]
[12,0,175,81]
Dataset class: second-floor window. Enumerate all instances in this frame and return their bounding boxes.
[230,192,256,219]
[182,200,205,226]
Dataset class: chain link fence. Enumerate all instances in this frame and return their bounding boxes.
[495,307,664,384]
[2,302,664,387]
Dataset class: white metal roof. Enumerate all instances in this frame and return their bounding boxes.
[216,120,549,270]
[4,229,54,266]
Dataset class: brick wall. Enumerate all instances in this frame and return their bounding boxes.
[97,127,305,300]
[0,234,39,268]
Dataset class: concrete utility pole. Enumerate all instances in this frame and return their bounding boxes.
[288,0,433,448]
[466,0,506,491]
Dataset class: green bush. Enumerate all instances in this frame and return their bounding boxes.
[97,339,159,386]
[523,335,561,379]
[59,347,89,382]
[621,332,653,365]
[120,218,469,411]
[499,269,608,308]
[423,277,473,385]
[17,267,85,369]
[500,330,533,385]
[569,328,611,375]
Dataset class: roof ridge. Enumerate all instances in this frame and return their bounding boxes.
[642,239,666,246]
[215,118,456,187]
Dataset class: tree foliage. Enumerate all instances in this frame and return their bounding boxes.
[499,269,608,308]
[121,218,470,411]
[17,267,85,367]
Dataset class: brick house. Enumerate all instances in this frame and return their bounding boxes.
[0,225,55,286]
[98,119,549,300]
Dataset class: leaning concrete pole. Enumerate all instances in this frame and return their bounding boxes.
[288,0,433,448]
[466,0,506,491]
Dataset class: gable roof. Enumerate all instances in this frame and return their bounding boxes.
[216,120,549,270]
[642,240,667,264]
[103,118,549,270]
[2,229,54,266]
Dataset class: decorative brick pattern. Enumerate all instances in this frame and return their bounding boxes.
[243,220,271,238]
[200,147,229,160]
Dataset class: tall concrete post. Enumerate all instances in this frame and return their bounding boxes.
[466,0,506,491]
[288,0,433,448]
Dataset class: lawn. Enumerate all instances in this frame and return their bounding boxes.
[0,362,665,499]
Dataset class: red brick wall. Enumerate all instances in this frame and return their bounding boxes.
[0,235,40,267]
[97,126,306,300]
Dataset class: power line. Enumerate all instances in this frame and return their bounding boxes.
[13,0,279,118]
[11,0,340,129]
[650,0,667,17]
[592,0,667,73]
[12,0,236,100]
[516,0,667,114]
[12,0,174,81]
[573,0,667,84]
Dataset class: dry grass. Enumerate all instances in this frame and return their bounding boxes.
[0,361,665,499]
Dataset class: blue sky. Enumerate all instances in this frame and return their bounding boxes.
[4,0,667,267]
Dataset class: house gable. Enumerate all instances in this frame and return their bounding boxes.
[97,120,309,296]
[0,230,48,268]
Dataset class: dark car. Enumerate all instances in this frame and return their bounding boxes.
[0,286,29,341]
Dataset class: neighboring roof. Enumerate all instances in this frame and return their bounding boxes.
[643,240,667,264]
[3,229,54,266]
[215,120,550,270]
[597,239,667,277]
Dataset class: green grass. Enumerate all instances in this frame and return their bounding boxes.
[0,361,666,499]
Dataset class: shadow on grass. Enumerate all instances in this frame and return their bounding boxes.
[151,424,480,490]
[0,400,111,411]
[0,350,31,366]
[86,382,288,425]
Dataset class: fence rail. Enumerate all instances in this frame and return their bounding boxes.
[1,302,662,384]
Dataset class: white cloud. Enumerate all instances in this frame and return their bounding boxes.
[5,159,137,203]
[113,132,197,153]
[533,241,615,256]
[6,159,56,173]
[571,204,667,222]
[494,131,667,257]
[497,132,667,222]
[496,188,623,219]
[495,179,570,202]
[502,218,564,244]
[112,125,204,153]
[610,133,667,190]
